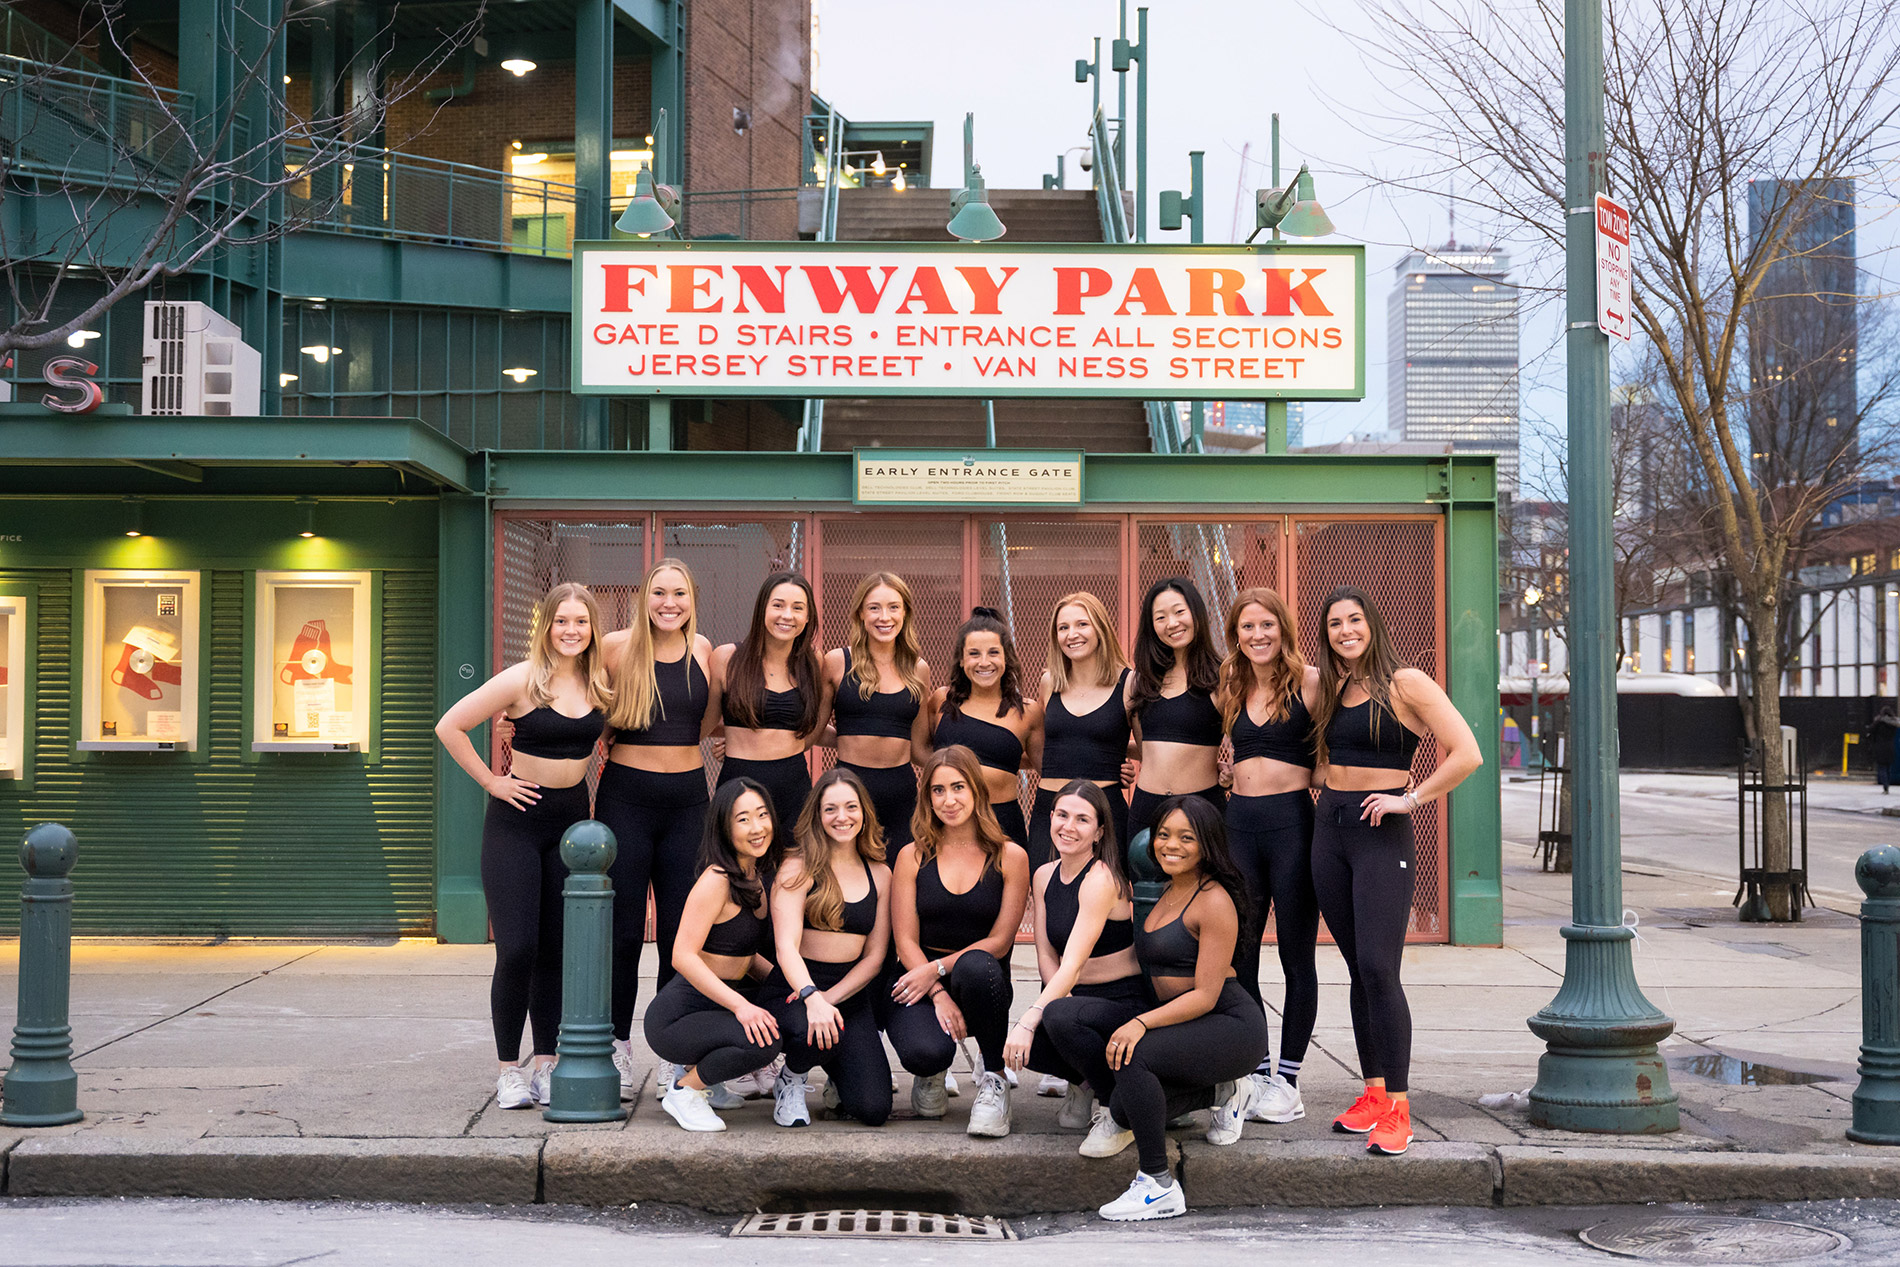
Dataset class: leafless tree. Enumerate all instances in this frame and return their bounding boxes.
[1344,0,1900,917]
[0,1,479,359]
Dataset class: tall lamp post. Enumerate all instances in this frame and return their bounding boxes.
[1524,585,1545,772]
[1525,0,1679,1132]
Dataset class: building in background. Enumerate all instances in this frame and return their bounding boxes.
[1388,242,1521,494]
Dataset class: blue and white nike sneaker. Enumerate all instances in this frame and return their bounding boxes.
[1098,1169,1187,1221]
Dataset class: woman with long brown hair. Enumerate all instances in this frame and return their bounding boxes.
[1217,587,1322,1127]
[823,572,931,848]
[923,607,1043,847]
[1030,592,1133,871]
[1310,585,1481,1157]
[1127,577,1226,843]
[713,571,829,829]
[887,745,1030,1136]
[436,583,611,1110]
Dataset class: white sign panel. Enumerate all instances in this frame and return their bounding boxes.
[572,242,1366,399]
[1594,194,1632,342]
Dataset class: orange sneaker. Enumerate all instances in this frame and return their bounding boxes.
[1366,1098,1412,1155]
[1331,1086,1390,1134]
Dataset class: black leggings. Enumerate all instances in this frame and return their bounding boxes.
[718,753,812,834]
[1311,786,1415,1093]
[594,763,709,1040]
[769,959,893,1126]
[1050,978,1267,1175]
[1128,784,1227,846]
[479,783,588,1061]
[1227,790,1319,1069]
[885,948,1015,1076]
[1028,784,1131,873]
[992,796,1029,850]
[642,974,782,1085]
[1027,975,1148,1087]
[840,760,917,848]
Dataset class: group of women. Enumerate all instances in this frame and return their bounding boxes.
[436,561,1482,1222]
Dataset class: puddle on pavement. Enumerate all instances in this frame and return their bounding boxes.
[1669,1051,1840,1086]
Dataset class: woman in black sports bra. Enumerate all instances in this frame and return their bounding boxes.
[1218,587,1323,1125]
[714,571,829,830]
[1127,577,1226,844]
[645,778,784,1132]
[437,583,612,1113]
[1031,591,1134,871]
[1309,586,1482,1159]
[1048,796,1268,1221]
[767,768,894,1128]
[824,572,931,849]
[887,745,1030,1136]
[1005,780,1144,1131]
[923,607,1043,847]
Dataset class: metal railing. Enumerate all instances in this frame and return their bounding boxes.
[0,11,98,71]
[677,187,801,241]
[1,56,198,191]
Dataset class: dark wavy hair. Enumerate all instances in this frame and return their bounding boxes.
[944,605,1025,722]
[1051,778,1129,899]
[699,776,784,915]
[1310,585,1408,767]
[724,571,823,735]
[1130,577,1222,718]
[1143,793,1252,965]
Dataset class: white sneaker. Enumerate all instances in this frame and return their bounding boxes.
[967,1071,1011,1138]
[911,1071,948,1119]
[945,1069,960,1098]
[1099,1170,1186,1221]
[527,1061,553,1107]
[1057,1082,1096,1130]
[1248,1072,1305,1123]
[823,1078,842,1113]
[613,1041,635,1102]
[1206,1078,1255,1145]
[654,1061,678,1102]
[1080,1103,1134,1158]
[773,1066,812,1127]
[496,1066,534,1110]
[1003,1066,1019,1089]
[709,1081,746,1110]
[731,1061,779,1098]
[660,1080,728,1132]
[1038,1073,1069,1098]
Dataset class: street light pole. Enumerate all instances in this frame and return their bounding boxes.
[1266,111,1289,454]
[1526,0,1679,1132]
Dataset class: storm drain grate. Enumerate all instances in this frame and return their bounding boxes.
[1580,1214,1849,1263]
[732,1210,1016,1241]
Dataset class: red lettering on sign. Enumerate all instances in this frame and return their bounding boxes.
[801,265,901,313]
[895,267,956,314]
[955,265,1019,315]
[1114,268,1176,317]
[602,264,659,312]
[1261,268,1332,317]
[669,264,723,313]
[1054,267,1113,315]
[1186,269,1253,317]
[733,265,793,314]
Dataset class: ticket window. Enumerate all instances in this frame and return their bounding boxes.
[0,595,24,776]
[80,571,201,751]
[254,571,372,752]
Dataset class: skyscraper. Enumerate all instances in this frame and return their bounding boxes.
[1748,179,1857,487]
[1388,243,1521,493]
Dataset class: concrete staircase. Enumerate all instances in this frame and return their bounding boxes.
[832,188,1110,243]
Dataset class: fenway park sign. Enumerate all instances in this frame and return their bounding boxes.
[572,241,1365,399]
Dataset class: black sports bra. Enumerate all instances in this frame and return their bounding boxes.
[723,685,806,733]
[1231,690,1317,769]
[1139,687,1222,747]
[1043,857,1135,958]
[508,705,603,760]
[807,855,878,937]
[703,895,771,958]
[933,706,1025,774]
[832,649,920,740]
[1043,668,1132,780]
[1325,694,1421,771]
[612,654,708,747]
[1135,883,1206,978]
[915,855,1005,958]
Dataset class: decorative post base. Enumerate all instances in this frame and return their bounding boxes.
[1848,845,1900,1145]
[1527,923,1679,1133]
[546,820,628,1124]
[2,824,83,1128]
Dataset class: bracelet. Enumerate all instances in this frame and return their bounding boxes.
[928,984,947,999]
[1131,1018,1148,1031]
[1404,792,1420,812]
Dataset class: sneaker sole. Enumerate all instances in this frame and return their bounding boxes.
[1080,1135,1134,1159]
[1333,1119,1377,1134]
[497,1097,535,1111]
[1367,1135,1413,1155]
[662,1103,727,1132]
[1100,1200,1186,1221]
[775,1114,811,1128]
[967,1122,1011,1138]
[1250,1104,1305,1123]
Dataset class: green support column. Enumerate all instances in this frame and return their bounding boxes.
[647,398,672,451]
[435,491,491,943]
[1527,0,1679,1132]
[1266,401,1289,454]
[1446,472,1503,945]
[576,0,614,448]
[650,1,686,188]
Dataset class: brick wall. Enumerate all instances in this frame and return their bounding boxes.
[385,56,653,171]
[684,0,809,240]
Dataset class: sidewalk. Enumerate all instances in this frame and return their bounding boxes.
[1552,768,1900,818]
[0,857,1891,1213]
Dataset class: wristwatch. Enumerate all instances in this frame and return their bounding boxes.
[934,959,947,978]
[795,985,818,1002]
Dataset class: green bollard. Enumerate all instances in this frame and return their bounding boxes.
[545,819,626,1123]
[3,823,83,1126]
[1849,844,1900,1145]
[1126,827,1166,926]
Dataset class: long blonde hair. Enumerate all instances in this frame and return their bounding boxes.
[1217,587,1306,729]
[1045,591,1128,693]
[788,767,886,931]
[846,571,927,702]
[606,557,700,732]
[527,582,614,710]
[911,745,1010,869]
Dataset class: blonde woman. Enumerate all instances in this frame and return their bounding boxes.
[436,583,611,1111]
[1031,592,1133,871]
[823,572,931,848]
[597,558,722,1100]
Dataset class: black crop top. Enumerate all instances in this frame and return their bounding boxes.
[723,685,806,733]
[1043,857,1135,958]
[808,855,878,937]
[832,650,920,740]
[1231,690,1317,770]
[933,706,1025,774]
[915,855,1005,958]
[1043,668,1132,780]
[1138,687,1222,747]
[508,705,604,760]
[1325,695,1421,771]
[1135,883,1206,977]
[703,894,770,958]
[612,654,708,747]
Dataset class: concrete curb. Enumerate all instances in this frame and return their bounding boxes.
[1496,1146,1900,1206]
[1181,1140,1497,1207]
